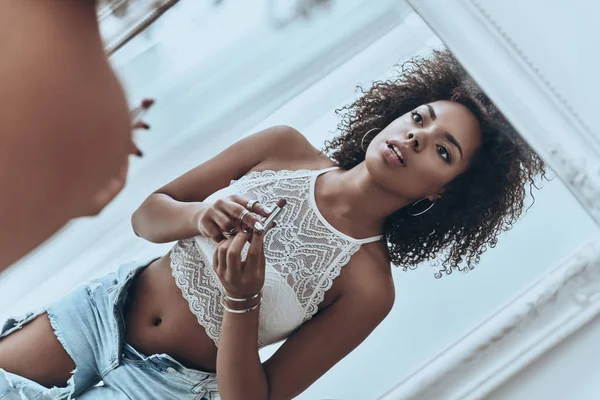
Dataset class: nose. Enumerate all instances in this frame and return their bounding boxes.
[406,132,424,152]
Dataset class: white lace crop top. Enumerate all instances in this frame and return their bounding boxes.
[170,166,383,348]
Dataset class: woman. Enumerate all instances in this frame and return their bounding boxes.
[0,0,139,271]
[0,50,545,400]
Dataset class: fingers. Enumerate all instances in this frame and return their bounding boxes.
[239,208,260,229]
[214,198,262,229]
[228,195,270,218]
[226,231,249,278]
[132,120,150,130]
[245,229,265,276]
[202,220,226,243]
[212,209,237,233]
[216,239,229,274]
[198,206,235,242]
[252,203,271,218]
[213,240,223,272]
[130,119,149,157]
[213,228,264,299]
[130,98,155,121]
[128,141,143,158]
[236,195,271,218]
[214,231,249,282]
[204,196,274,243]
[129,98,154,157]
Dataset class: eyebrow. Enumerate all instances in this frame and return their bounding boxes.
[426,104,463,160]
[426,104,437,121]
[445,132,463,159]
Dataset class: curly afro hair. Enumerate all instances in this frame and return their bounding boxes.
[322,49,546,278]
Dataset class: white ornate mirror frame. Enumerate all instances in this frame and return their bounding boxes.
[378,1,600,399]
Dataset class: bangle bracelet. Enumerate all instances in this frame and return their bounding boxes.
[224,290,262,302]
[221,298,261,314]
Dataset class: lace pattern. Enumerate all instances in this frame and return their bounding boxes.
[302,242,362,321]
[170,238,224,346]
[171,168,375,346]
[232,169,359,317]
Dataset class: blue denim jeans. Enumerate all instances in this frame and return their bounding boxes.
[0,259,220,400]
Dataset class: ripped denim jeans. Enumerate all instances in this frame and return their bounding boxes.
[0,259,220,400]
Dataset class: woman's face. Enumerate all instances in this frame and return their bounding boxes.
[366,100,482,202]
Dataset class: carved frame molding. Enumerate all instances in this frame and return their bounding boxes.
[378,0,600,398]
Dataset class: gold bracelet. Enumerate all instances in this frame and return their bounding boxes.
[221,298,261,314]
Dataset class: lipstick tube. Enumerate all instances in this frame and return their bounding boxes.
[254,198,287,233]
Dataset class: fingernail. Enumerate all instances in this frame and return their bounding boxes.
[135,148,143,157]
[254,222,264,231]
[142,123,150,130]
[141,98,155,109]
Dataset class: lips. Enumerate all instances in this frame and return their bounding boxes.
[381,139,407,167]
[381,141,406,167]
[388,143,404,164]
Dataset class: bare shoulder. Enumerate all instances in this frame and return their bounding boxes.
[267,125,312,150]
[250,125,335,172]
[345,240,395,313]
[264,125,319,157]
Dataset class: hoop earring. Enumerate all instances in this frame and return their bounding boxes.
[408,198,435,216]
[360,128,382,152]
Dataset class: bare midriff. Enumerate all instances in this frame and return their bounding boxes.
[123,249,347,373]
[124,255,220,373]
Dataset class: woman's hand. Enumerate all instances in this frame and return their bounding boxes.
[214,229,266,299]
[196,195,271,242]
[82,99,154,217]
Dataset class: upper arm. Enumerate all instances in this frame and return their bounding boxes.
[155,125,310,203]
[262,277,395,400]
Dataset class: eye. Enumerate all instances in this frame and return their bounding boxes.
[437,145,452,163]
[411,110,423,126]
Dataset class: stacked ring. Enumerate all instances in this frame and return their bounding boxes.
[223,227,238,239]
[223,206,256,239]
[238,209,249,223]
